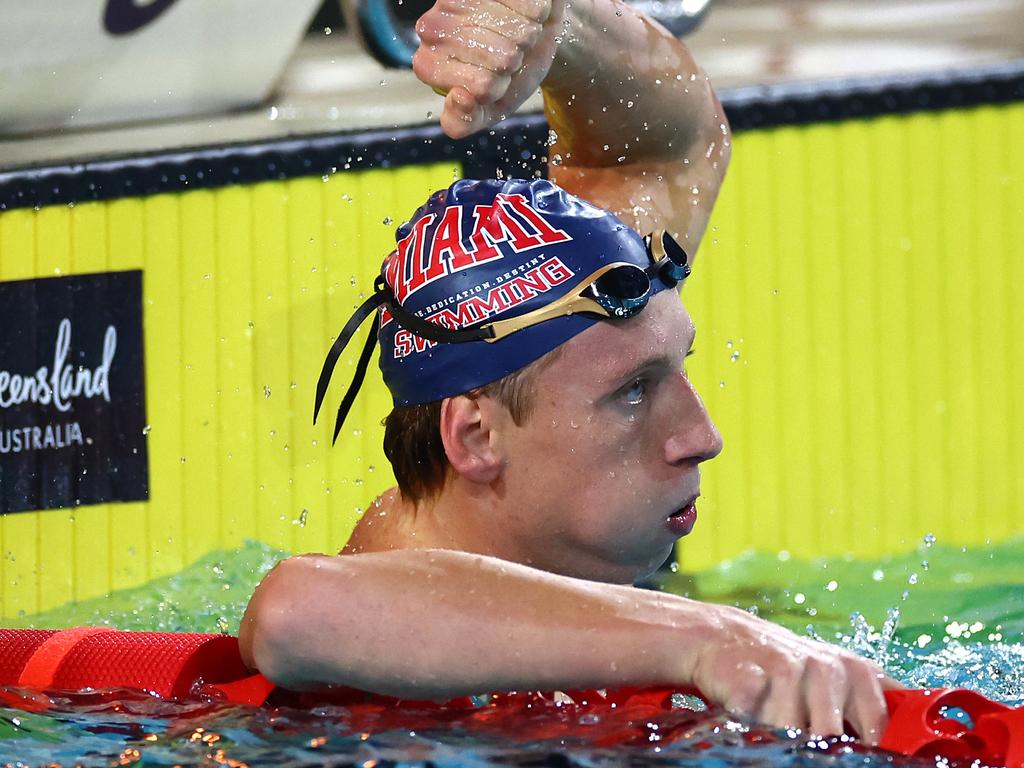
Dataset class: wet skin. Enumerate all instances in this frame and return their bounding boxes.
[345,290,722,586]
[482,290,722,583]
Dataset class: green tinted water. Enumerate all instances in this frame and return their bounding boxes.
[3,537,1023,766]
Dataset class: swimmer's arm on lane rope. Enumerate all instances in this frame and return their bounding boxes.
[239,548,891,744]
[542,0,730,256]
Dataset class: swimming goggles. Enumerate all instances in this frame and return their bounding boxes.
[314,230,690,442]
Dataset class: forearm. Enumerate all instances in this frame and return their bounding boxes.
[543,0,724,167]
[241,549,709,698]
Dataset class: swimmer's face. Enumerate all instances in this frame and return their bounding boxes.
[492,291,723,584]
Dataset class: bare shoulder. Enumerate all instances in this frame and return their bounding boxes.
[340,487,415,555]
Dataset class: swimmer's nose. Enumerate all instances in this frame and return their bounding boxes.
[664,375,723,465]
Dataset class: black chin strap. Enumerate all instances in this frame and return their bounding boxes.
[313,289,385,444]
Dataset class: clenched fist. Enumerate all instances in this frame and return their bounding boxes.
[413,0,568,138]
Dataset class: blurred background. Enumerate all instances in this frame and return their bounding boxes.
[0,0,1022,622]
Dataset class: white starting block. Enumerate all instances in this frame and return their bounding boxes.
[0,0,322,134]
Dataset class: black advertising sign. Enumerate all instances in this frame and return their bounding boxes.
[0,270,149,514]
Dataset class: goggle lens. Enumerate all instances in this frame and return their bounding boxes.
[591,266,653,317]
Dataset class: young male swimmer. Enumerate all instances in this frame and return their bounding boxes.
[241,0,899,743]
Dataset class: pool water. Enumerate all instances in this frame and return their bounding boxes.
[2,536,1023,767]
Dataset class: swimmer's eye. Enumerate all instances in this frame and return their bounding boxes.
[618,377,648,406]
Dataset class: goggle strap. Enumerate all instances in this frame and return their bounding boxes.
[331,312,380,445]
[383,295,493,343]
[313,290,384,427]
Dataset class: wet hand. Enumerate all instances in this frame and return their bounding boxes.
[687,604,902,745]
[413,0,567,138]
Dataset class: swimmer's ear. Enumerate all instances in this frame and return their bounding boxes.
[440,394,503,485]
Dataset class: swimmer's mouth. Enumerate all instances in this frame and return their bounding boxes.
[668,495,698,518]
[665,496,699,536]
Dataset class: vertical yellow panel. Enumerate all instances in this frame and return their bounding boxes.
[142,194,185,580]
[972,106,1013,544]
[1,209,39,617]
[33,206,75,612]
[1007,105,1024,530]
[251,182,294,552]
[737,130,783,553]
[872,115,914,549]
[937,111,980,540]
[902,112,946,545]
[213,187,257,549]
[178,191,222,557]
[68,202,114,602]
[287,177,330,554]
[771,126,816,556]
[836,120,883,558]
[802,123,850,555]
[105,198,149,590]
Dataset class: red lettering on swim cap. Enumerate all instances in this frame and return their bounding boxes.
[427,206,472,281]
[393,213,435,303]
[468,202,542,256]
[499,194,572,247]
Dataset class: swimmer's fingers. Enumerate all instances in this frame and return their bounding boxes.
[802,657,846,739]
[440,86,487,138]
[753,653,808,731]
[414,47,514,105]
[842,660,898,747]
[448,25,529,75]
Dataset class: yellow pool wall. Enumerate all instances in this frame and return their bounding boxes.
[1,101,1022,619]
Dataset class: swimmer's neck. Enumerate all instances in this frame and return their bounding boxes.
[343,481,641,585]
[342,483,530,565]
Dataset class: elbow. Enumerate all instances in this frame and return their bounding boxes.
[239,556,325,688]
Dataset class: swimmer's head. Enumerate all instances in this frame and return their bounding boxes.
[314,178,691,468]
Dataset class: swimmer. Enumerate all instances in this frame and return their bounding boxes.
[241,0,899,743]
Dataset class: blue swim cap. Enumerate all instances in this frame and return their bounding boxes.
[314,178,686,442]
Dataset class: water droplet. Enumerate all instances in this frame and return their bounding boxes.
[294,508,309,527]
[263,385,271,398]
[142,425,152,435]
[382,217,393,225]
[825,580,838,592]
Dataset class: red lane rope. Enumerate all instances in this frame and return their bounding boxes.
[2,628,1023,766]
[16,626,110,691]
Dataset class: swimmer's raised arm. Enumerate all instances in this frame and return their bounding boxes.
[413,0,729,254]
[543,0,729,254]
[240,548,893,744]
